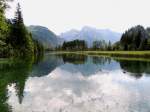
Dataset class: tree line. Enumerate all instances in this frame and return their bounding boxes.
[119,25,150,50]
[56,25,150,51]
[56,39,112,51]
[0,1,44,58]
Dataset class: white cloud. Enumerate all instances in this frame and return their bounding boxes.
[6,0,150,34]
[7,67,150,112]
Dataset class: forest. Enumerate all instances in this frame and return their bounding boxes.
[56,25,150,51]
[1,1,150,59]
[0,0,44,59]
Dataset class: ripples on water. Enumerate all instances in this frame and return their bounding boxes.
[1,53,150,112]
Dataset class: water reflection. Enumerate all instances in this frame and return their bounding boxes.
[30,54,64,77]
[0,58,33,112]
[117,59,150,78]
[61,54,87,64]
[1,53,150,112]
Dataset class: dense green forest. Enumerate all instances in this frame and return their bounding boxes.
[60,39,87,51]
[113,25,150,51]
[0,0,44,58]
[56,39,112,51]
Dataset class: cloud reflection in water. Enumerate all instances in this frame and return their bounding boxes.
[7,63,150,112]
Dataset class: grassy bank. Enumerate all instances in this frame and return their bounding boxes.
[82,51,150,58]
[52,51,150,58]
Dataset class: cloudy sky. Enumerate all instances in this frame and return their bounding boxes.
[6,0,150,34]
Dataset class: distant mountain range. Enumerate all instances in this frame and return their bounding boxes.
[28,25,121,48]
[60,26,122,47]
[28,25,64,48]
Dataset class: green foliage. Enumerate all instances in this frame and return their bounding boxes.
[33,39,44,57]
[92,40,112,51]
[62,39,87,51]
[8,3,34,57]
[0,0,12,42]
[112,42,122,50]
[0,2,44,58]
[92,40,102,50]
[120,25,150,50]
[0,12,8,40]
[0,0,13,13]
[0,0,12,58]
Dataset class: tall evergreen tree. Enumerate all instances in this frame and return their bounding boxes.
[10,3,34,57]
[107,40,112,50]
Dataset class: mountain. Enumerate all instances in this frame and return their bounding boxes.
[28,25,121,48]
[28,25,64,48]
[60,26,121,47]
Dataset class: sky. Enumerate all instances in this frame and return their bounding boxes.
[6,0,150,35]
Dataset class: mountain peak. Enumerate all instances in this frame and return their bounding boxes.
[60,26,122,47]
[81,26,96,31]
[81,26,113,33]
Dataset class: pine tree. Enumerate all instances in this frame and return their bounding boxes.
[10,3,34,57]
[107,41,112,50]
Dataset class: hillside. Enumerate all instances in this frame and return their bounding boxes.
[28,25,64,49]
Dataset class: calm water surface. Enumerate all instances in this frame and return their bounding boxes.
[1,53,150,112]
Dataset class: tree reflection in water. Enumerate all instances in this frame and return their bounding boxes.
[0,58,34,112]
[117,59,150,78]
[1,54,150,111]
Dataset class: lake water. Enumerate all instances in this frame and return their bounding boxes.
[1,53,150,112]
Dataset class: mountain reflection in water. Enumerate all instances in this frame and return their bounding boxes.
[1,53,150,112]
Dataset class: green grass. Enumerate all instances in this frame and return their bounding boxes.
[82,51,150,57]
[51,51,150,61]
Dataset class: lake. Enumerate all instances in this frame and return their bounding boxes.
[1,53,150,112]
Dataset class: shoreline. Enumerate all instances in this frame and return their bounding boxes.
[49,51,150,61]
[2,51,150,62]
[51,51,150,57]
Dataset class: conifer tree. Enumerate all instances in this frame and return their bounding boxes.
[107,41,112,50]
[10,3,34,57]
